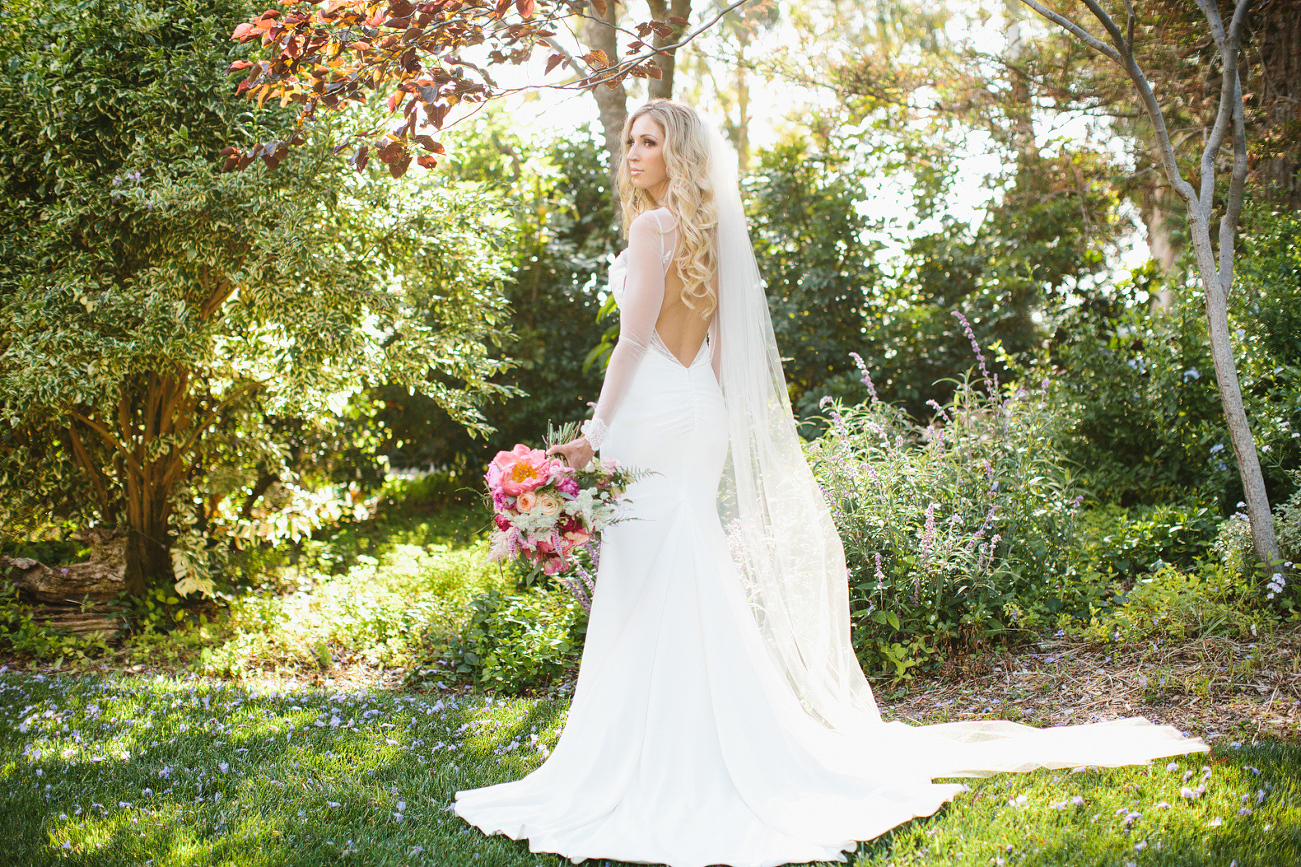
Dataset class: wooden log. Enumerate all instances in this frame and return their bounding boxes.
[33,606,121,639]
[0,528,128,605]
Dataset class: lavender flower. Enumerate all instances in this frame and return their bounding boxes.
[848,352,879,403]
[951,310,994,393]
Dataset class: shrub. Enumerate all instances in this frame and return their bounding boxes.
[1213,471,1301,616]
[444,588,588,694]
[806,348,1093,679]
[1075,500,1221,582]
[1074,562,1260,645]
[1044,208,1301,509]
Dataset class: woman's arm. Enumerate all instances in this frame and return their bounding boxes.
[550,212,668,470]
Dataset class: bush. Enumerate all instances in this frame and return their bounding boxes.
[1045,207,1301,509]
[444,588,588,694]
[1213,471,1301,616]
[806,351,1093,679]
[1075,500,1221,582]
[1073,562,1261,645]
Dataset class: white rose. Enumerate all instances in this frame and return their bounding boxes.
[536,493,562,518]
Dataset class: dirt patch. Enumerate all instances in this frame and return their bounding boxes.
[881,627,1301,744]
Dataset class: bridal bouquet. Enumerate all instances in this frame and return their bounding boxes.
[485,425,638,581]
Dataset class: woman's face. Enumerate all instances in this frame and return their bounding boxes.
[626,115,670,203]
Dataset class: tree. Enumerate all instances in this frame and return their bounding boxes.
[0,0,514,598]
[377,121,621,473]
[744,137,883,413]
[1016,0,1280,566]
[223,0,742,176]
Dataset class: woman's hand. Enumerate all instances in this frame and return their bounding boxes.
[548,436,595,471]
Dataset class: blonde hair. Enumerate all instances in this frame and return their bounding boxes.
[617,100,718,319]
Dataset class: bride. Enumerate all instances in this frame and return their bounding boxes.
[454,100,1207,867]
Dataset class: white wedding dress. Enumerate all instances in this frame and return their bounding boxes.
[455,127,1207,867]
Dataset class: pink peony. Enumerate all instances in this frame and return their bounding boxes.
[563,527,591,548]
[490,444,551,497]
[555,475,580,496]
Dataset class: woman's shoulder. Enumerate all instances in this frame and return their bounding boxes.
[630,207,675,234]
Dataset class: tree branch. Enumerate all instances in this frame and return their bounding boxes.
[1016,0,1121,63]
[1218,1,1255,297]
[524,0,752,93]
[69,409,144,480]
[67,422,113,521]
[1079,0,1129,56]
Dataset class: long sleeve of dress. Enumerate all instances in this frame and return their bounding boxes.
[589,211,672,436]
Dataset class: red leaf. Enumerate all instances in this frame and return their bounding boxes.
[515,0,535,17]
[219,146,239,156]
[231,23,256,41]
[668,15,688,28]
[227,60,254,73]
[590,0,607,16]
[388,151,412,178]
[545,52,565,74]
[417,154,438,169]
[413,135,443,153]
[587,48,608,67]
[349,145,369,172]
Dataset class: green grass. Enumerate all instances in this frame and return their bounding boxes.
[2,671,1298,867]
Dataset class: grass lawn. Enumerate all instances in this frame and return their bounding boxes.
[3,483,1300,865]
[2,669,1299,867]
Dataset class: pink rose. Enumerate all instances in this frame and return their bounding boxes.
[493,513,511,531]
[491,444,551,497]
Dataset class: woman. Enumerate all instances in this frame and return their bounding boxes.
[455,100,1206,867]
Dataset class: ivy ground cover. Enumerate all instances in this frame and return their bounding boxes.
[2,671,1298,866]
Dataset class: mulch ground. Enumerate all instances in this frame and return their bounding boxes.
[883,626,1301,745]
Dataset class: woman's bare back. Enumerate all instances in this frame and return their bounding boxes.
[655,249,716,367]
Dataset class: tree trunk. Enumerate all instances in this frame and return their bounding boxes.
[1140,177,1179,308]
[1186,210,1280,564]
[647,0,693,100]
[584,1,629,192]
[734,21,752,171]
[122,481,174,598]
[1004,0,1037,161]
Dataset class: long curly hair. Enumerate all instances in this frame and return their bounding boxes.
[617,100,718,319]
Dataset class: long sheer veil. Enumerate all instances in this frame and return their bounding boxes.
[706,124,883,732]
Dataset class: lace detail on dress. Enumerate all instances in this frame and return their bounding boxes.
[580,418,609,450]
[609,209,676,310]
